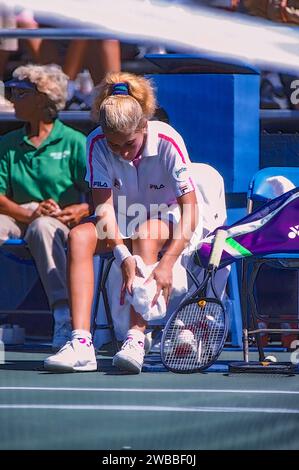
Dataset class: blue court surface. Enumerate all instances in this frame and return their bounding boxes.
[0,344,298,451]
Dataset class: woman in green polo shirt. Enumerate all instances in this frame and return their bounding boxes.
[0,63,90,350]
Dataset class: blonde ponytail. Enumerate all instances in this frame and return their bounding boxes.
[91,72,156,133]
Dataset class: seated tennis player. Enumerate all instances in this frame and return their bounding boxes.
[44,71,202,373]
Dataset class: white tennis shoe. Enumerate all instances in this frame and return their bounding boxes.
[44,337,97,372]
[113,336,145,374]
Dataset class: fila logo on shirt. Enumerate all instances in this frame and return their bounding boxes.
[93,181,108,188]
[179,183,189,194]
[150,184,165,190]
[288,225,299,239]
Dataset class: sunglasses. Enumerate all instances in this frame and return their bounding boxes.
[10,88,37,100]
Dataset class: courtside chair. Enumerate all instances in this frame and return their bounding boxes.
[0,238,118,348]
[241,167,299,361]
[92,163,243,351]
[0,191,90,340]
[0,239,51,338]
[92,251,118,352]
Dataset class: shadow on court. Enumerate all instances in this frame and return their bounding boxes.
[0,360,44,372]
[0,344,299,450]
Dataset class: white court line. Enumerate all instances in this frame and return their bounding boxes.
[0,387,299,395]
[0,404,299,414]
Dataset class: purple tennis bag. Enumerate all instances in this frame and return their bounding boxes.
[196,187,299,268]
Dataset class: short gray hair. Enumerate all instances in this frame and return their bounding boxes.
[12,64,68,111]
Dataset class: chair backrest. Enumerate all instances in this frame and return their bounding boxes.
[247,167,299,212]
[190,162,227,233]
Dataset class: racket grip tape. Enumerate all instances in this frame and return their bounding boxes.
[208,229,227,269]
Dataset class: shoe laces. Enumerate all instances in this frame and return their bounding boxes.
[122,336,144,351]
[56,340,72,354]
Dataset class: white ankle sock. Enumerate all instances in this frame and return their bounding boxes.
[72,329,92,345]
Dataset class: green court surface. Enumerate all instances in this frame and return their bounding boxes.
[0,345,298,450]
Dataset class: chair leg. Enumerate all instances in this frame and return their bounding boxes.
[101,256,119,354]
[92,254,119,354]
[243,328,249,362]
[248,262,266,361]
[228,264,243,347]
[241,259,249,361]
[91,256,105,335]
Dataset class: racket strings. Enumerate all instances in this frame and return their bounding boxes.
[163,301,226,371]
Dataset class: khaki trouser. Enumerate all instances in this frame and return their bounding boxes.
[0,203,70,309]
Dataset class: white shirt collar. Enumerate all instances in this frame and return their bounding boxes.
[142,121,158,157]
[104,121,159,164]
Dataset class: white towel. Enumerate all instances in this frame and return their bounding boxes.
[264,176,295,198]
[94,254,188,345]
[127,256,166,322]
[93,252,231,349]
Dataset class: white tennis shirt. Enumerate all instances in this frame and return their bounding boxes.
[86,120,202,238]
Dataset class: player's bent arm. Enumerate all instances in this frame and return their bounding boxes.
[92,188,135,293]
[159,190,199,269]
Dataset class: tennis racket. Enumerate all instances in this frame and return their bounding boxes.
[161,228,229,373]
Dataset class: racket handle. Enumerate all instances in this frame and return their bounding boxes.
[208,229,227,270]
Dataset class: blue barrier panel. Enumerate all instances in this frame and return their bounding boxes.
[148,54,260,193]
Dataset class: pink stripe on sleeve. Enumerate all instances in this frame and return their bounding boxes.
[158,133,186,164]
[88,133,105,187]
